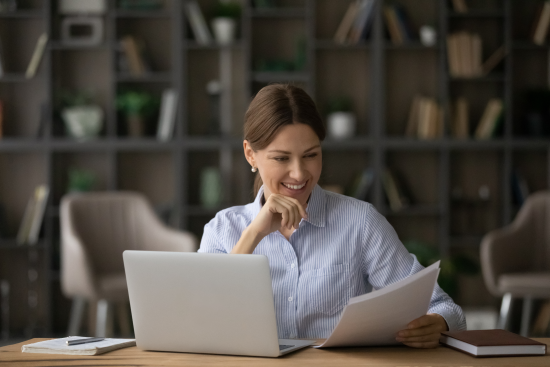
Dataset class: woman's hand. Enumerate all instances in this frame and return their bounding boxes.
[395,313,448,348]
[250,193,308,237]
[231,193,307,254]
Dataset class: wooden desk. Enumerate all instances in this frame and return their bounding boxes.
[1,338,549,366]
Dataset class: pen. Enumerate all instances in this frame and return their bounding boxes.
[66,337,105,346]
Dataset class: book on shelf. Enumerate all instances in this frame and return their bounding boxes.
[482,45,506,75]
[383,4,416,45]
[511,170,529,207]
[120,36,149,76]
[156,89,178,141]
[474,98,503,139]
[348,168,374,201]
[451,97,469,139]
[447,32,483,78]
[531,0,550,45]
[405,95,443,139]
[451,0,468,13]
[440,329,547,357]
[16,185,50,245]
[25,33,48,79]
[382,169,412,212]
[333,0,374,45]
[185,0,213,46]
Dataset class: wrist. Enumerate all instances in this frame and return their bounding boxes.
[231,226,265,254]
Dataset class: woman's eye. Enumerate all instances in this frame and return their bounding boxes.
[304,153,318,158]
[274,157,288,162]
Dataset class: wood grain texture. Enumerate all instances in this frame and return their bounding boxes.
[1,338,549,366]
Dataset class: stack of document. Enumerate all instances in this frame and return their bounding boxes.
[22,337,135,355]
[316,261,440,348]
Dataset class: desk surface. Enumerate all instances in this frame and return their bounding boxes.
[1,338,549,366]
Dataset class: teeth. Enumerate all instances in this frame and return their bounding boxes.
[283,183,305,190]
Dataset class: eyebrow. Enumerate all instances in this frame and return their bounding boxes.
[267,144,321,154]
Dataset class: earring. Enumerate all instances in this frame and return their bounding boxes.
[251,166,257,173]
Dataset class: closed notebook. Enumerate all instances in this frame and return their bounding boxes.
[440,329,547,357]
[22,336,136,355]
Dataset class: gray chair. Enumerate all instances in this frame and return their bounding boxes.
[481,191,550,336]
[61,191,198,337]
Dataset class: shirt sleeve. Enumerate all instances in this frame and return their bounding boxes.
[197,212,228,254]
[361,205,467,331]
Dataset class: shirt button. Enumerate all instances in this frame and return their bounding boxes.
[288,296,293,302]
[290,263,295,269]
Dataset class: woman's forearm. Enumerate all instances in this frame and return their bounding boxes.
[230,226,264,254]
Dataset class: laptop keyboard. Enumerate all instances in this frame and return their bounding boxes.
[279,344,295,351]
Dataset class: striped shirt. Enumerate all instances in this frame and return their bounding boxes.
[198,184,467,339]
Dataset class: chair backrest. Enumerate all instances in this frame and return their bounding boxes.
[62,191,172,275]
[516,191,550,271]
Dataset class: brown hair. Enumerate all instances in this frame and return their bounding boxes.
[244,84,326,196]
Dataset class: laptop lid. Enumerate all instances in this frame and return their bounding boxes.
[123,251,281,357]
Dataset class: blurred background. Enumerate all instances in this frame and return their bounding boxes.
[1,0,550,345]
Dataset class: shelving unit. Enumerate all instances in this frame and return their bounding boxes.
[0,0,549,337]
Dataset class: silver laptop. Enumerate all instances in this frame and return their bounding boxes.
[123,250,315,357]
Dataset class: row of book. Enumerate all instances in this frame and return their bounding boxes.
[405,95,503,140]
[0,33,48,79]
[446,32,506,78]
[333,0,375,45]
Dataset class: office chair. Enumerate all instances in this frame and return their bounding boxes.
[61,191,198,337]
[481,191,550,336]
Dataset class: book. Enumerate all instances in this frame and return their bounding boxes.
[349,168,374,201]
[157,89,178,141]
[440,329,547,357]
[382,169,411,212]
[22,336,136,355]
[405,95,422,137]
[475,98,503,139]
[532,1,550,45]
[349,0,375,44]
[185,1,213,45]
[334,1,360,44]
[393,4,416,42]
[451,0,468,13]
[25,33,49,79]
[446,34,460,77]
[482,45,506,75]
[120,36,146,76]
[16,185,49,245]
[384,6,403,45]
[471,33,482,77]
[452,97,469,138]
[27,185,49,245]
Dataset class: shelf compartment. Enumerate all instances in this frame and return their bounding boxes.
[0,10,44,18]
[314,40,372,50]
[186,40,244,50]
[252,71,310,83]
[115,72,173,83]
[250,8,306,18]
[448,10,505,18]
[113,10,172,18]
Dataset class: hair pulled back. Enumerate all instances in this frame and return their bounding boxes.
[244,84,326,196]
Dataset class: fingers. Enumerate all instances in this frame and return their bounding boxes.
[397,324,440,338]
[269,195,307,230]
[406,314,434,329]
[396,333,437,343]
[401,341,439,349]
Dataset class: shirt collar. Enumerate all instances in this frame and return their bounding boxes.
[251,184,326,227]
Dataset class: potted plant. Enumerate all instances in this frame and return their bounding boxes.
[326,96,356,139]
[211,0,241,45]
[116,90,158,137]
[68,168,96,193]
[59,89,104,140]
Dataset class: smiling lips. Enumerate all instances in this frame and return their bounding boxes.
[282,181,307,190]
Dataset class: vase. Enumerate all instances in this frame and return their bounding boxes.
[211,17,237,45]
[327,112,356,139]
[61,105,103,139]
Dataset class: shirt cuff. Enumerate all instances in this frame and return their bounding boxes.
[429,306,467,331]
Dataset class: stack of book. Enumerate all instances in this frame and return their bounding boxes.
[532,0,550,45]
[333,0,375,45]
[447,32,506,78]
[405,95,444,140]
[383,4,416,45]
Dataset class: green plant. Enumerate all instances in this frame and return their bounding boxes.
[213,0,242,18]
[403,240,479,299]
[326,96,353,114]
[68,169,96,193]
[116,90,159,118]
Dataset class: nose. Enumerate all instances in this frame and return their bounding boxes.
[289,158,306,182]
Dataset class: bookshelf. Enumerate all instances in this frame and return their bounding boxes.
[0,0,549,337]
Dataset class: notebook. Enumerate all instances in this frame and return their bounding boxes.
[22,336,136,355]
[440,329,547,357]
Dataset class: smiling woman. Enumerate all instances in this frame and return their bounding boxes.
[198,84,466,348]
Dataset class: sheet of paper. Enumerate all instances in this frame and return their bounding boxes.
[315,261,440,348]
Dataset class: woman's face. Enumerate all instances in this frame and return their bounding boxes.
[244,123,322,207]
